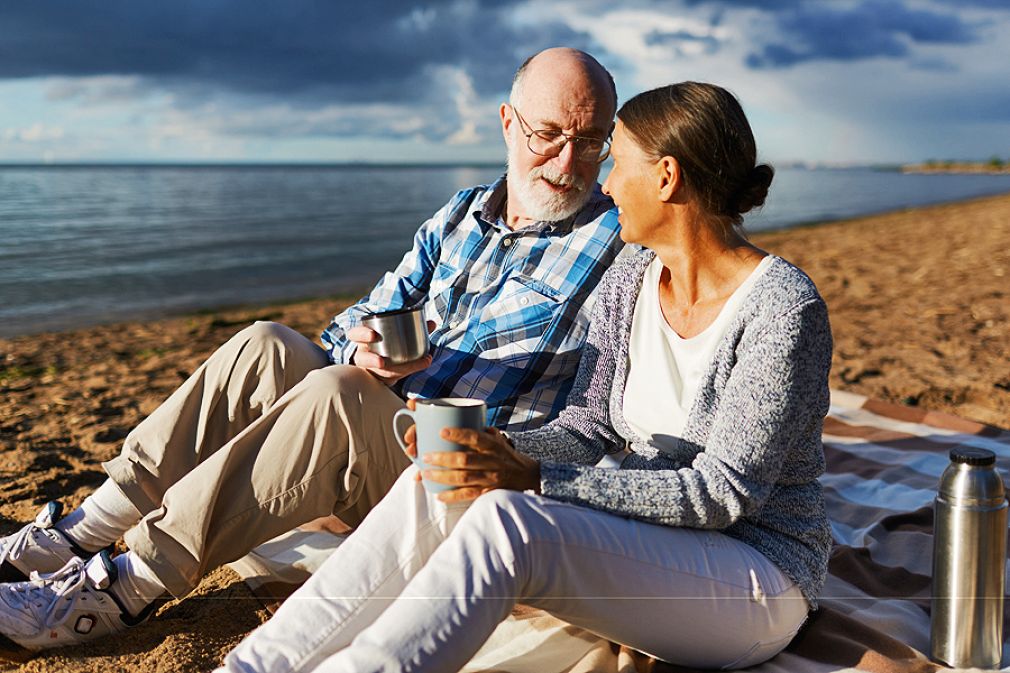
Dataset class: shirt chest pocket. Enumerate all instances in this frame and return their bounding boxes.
[475,274,570,365]
[429,261,463,297]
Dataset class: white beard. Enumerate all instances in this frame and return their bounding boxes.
[506,152,593,222]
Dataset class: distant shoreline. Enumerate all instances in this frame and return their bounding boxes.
[902,161,1010,175]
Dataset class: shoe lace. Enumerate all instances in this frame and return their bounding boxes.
[0,508,64,567]
[4,557,88,631]
[0,521,47,567]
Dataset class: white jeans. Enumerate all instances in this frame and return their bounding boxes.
[221,467,808,673]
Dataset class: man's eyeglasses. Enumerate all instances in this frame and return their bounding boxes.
[511,107,611,163]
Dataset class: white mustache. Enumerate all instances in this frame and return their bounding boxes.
[529,165,586,192]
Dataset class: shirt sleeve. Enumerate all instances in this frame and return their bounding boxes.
[536,297,832,529]
[320,194,459,364]
[508,264,628,464]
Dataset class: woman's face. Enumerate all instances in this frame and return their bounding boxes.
[602,121,661,246]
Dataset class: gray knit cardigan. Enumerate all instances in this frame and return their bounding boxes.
[510,249,834,606]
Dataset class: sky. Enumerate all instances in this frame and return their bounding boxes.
[0,0,1008,165]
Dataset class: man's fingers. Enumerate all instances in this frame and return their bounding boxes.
[379,354,433,377]
[358,354,433,382]
[347,325,380,343]
[353,349,384,370]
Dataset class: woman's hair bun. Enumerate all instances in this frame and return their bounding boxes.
[732,164,774,215]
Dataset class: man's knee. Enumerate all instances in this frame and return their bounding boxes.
[297,364,382,400]
[235,321,305,352]
[223,321,326,374]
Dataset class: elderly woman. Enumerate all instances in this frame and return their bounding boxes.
[221,82,833,672]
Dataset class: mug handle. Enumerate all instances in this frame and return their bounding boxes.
[392,408,418,465]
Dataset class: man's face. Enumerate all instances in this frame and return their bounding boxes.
[503,93,612,223]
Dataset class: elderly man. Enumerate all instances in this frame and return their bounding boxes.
[0,47,621,657]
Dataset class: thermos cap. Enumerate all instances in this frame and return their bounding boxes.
[949,447,996,467]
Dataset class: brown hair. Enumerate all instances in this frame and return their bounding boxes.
[617,82,772,230]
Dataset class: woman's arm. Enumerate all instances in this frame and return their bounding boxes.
[538,298,832,528]
[506,262,632,465]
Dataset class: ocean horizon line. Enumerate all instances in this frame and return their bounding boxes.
[0,160,910,172]
[0,161,507,170]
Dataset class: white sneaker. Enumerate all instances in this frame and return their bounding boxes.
[0,552,149,661]
[0,503,88,583]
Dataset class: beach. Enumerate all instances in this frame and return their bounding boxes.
[1,191,1009,672]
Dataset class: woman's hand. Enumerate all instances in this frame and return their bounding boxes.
[419,426,541,504]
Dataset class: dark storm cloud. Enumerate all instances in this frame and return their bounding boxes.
[0,1,592,104]
[744,0,981,68]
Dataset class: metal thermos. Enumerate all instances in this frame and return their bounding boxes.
[930,447,1008,669]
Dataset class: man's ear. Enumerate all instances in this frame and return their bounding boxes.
[500,103,513,146]
[656,156,682,202]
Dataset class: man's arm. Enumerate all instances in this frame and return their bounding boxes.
[320,189,472,370]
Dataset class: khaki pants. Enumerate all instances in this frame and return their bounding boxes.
[103,322,411,597]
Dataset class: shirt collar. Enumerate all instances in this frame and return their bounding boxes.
[476,174,613,235]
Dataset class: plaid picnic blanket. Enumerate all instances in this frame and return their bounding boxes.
[232,390,1010,672]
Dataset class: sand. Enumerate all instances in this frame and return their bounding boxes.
[1,191,1009,672]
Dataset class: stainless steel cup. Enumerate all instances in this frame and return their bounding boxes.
[360,306,428,364]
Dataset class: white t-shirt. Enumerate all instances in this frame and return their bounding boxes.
[622,255,773,454]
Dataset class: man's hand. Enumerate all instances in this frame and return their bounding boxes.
[420,426,541,504]
[349,324,433,385]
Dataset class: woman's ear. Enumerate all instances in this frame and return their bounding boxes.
[656,156,682,202]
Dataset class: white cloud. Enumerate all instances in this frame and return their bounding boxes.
[564,6,730,62]
[430,65,484,145]
[2,122,65,142]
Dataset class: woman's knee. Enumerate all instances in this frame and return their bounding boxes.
[457,490,545,547]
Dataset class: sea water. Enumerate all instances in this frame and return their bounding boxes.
[1,164,1008,337]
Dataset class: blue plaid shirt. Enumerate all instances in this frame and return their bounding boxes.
[321,176,623,431]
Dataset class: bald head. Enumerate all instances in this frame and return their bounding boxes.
[509,48,617,121]
[500,48,616,228]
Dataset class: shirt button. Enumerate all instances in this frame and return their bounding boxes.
[520,297,530,306]
[450,320,461,329]
[502,238,512,247]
